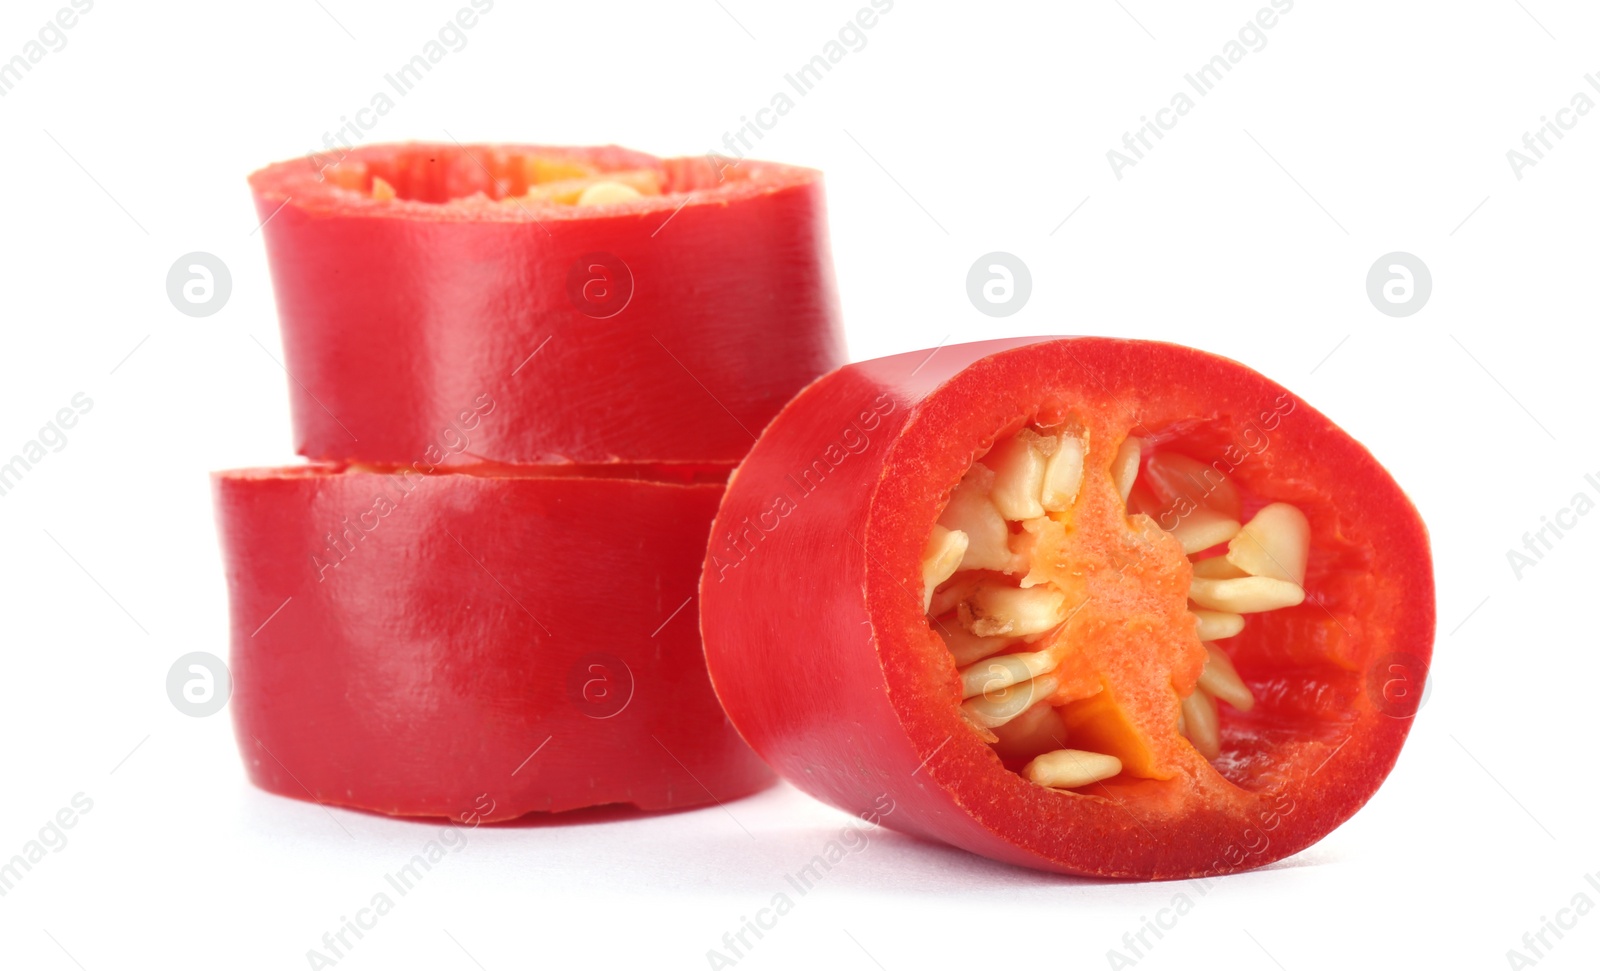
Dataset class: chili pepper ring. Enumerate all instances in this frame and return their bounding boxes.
[699,336,1434,879]
[249,143,845,466]
[219,464,772,819]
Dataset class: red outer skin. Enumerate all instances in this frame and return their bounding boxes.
[699,337,1435,879]
[249,143,845,466]
[217,465,772,820]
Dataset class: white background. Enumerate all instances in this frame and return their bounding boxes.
[0,1,1595,968]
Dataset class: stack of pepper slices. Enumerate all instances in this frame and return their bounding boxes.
[218,144,845,819]
[220,143,1436,880]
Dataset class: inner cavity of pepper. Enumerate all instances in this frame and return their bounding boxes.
[920,416,1312,793]
[323,148,679,208]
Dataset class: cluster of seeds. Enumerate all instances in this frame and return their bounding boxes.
[920,425,1311,792]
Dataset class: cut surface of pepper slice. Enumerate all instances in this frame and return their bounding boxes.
[218,463,771,820]
[699,337,1434,879]
[248,142,845,467]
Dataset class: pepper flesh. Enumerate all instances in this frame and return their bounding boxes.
[248,143,845,467]
[699,337,1434,879]
[217,463,771,820]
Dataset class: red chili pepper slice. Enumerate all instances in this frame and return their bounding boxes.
[248,143,845,466]
[699,337,1434,878]
[217,463,771,820]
